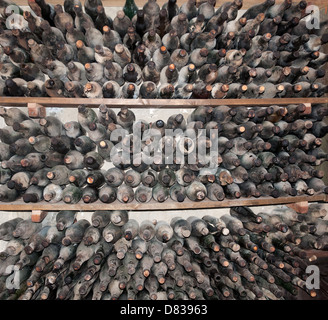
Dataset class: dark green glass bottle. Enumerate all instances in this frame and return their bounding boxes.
[123,0,139,19]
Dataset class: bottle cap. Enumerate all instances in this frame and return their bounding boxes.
[178,13,187,21]
[157,194,166,202]
[95,4,104,13]
[168,64,176,71]
[167,84,175,93]
[137,193,148,203]
[200,48,209,57]
[185,84,193,92]
[116,10,125,19]
[122,195,130,203]
[294,84,302,92]
[66,62,76,72]
[311,83,319,91]
[300,66,309,74]
[179,49,187,57]
[127,26,135,34]
[227,31,235,40]
[273,15,282,24]
[259,86,265,94]
[280,33,291,44]
[115,44,124,54]
[23,10,32,19]
[75,40,84,48]
[137,9,144,17]
[209,29,217,38]
[188,64,196,72]
[258,13,265,22]
[84,63,92,71]
[206,84,213,92]
[311,51,320,59]
[94,45,104,54]
[44,79,55,89]
[65,81,75,92]
[84,83,93,92]
[169,29,177,37]
[281,68,290,78]
[221,84,229,92]
[239,17,247,25]
[234,0,243,8]
[277,84,285,92]
[103,25,111,33]
[126,64,135,72]
[64,155,73,164]
[40,20,51,31]
[46,171,55,179]
[196,191,206,201]
[241,85,248,92]
[218,48,226,57]
[160,46,167,54]
[103,82,114,93]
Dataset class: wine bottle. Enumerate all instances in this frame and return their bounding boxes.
[112,9,132,39]
[155,221,174,242]
[136,220,155,242]
[13,219,42,240]
[117,183,134,203]
[95,5,113,31]
[23,185,44,203]
[185,181,207,201]
[61,184,82,204]
[135,185,152,203]
[0,107,31,126]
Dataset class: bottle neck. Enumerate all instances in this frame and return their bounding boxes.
[125,0,137,6]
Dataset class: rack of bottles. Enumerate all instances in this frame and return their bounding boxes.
[0,0,327,302]
[0,0,328,99]
[0,97,326,212]
[1,204,328,300]
[0,0,327,214]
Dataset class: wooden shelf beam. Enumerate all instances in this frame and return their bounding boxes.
[0,194,326,212]
[0,97,327,213]
[31,210,48,222]
[0,97,327,108]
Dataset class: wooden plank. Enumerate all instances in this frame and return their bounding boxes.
[0,194,325,211]
[0,97,327,108]
[302,103,312,115]
[286,201,309,214]
[27,103,47,118]
[31,210,48,222]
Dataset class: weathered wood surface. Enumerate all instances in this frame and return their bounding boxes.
[0,97,327,108]
[0,194,325,211]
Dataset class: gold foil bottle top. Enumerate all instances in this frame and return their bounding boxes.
[76,40,84,49]
[84,83,93,92]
